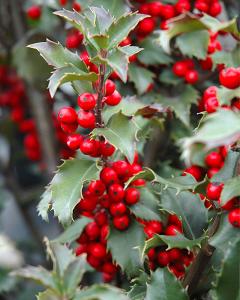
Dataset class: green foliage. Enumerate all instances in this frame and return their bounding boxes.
[145,268,188,300]
[38,158,100,224]
[216,86,240,106]
[107,220,145,277]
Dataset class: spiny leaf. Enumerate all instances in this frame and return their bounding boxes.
[145,268,188,300]
[107,12,147,49]
[105,48,129,82]
[41,158,100,224]
[38,189,52,221]
[220,176,240,205]
[176,30,209,59]
[48,65,98,97]
[53,217,92,244]
[28,40,87,70]
[37,290,60,300]
[74,284,130,300]
[88,0,130,18]
[143,234,204,256]
[107,220,145,277]
[216,86,240,106]
[91,112,139,163]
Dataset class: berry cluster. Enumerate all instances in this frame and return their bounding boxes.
[74,157,146,281]
[66,29,84,49]
[172,59,199,84]
[57,79,122,158]
[143,214,194,278]
[184,147,240,227]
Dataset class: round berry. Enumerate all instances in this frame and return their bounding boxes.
[204,96,219,113]
[206,182,223,200]
[161,4,176,19]
[112,160,130,177]
[75,244,87,256]
[110,202,127,216]
[90,243,107,259]
[209,1,221,16]
[157,251,169,266]
[149,1,163,17]
[100,225,109,243]
[58,107,77,123]
[108,183,125,202]
[219,68,240,89]
[88,180,106,196]
[85,222,100,240]
[78,93,96,110]
[66,32,83,49]
[168,248,182,262]
[105,80,116,96]
[125,187,140,205]
[80,139,95,155]
[165,225,182,236]
[185,70,198,84]
[228,208,240,227]
[27,5,41,20]
[66,134,83,150]
[137,17,156,35]
[172,61,188,77]
[78,197,98,212]
[73,1,81,12]
[104,90,122,106]
[113,215,130,231]
[78,110,96,129]
[205,152,223,168]
[100,167,118,186]
[100,141,115,157]
[102,262,117,274]
[183,165,203,181]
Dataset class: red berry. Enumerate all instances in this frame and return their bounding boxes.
[73,1,81,12]
[78,93,96,110]
[137,18,156,35]
[58,107,77,123]
[205,152,223,168]
[209,1,221,16]
[172,61,188,77]
[119,37,132,47]
[131,179,146,187]
[66,134,83,150]
[113,215,130,230]
[85,222,100,240]
[99,194,111,209]
[183,165,203,181]
[207,168,220,178]
[75,244,87,256]
[105,80,116,96]
[200,56,213,70]
[175,0,191,14]
[203,86,217,101]
[88,180,106,197]
[148,248,156,261]
[100,167,119,186]
[108,183,125,202]
[168,248,182,262]
[165,225,182,236]
[169,263,185,278]
[228,208,240,227]
[100,225,109,243]
[112,160,130,177]
[149,1,163,17]
[78,197,98,212]
[161,4,176,19]
[78,110,95,129]
[204,96,219,113]
[125,188,140,205]
[80,139,95,155]
[168,214,182,228]
[87,254,101,268]
[157,251,169,266]
[24,133,39,149]
[59,0,67,5]
[206,182,223,200]
[110,202,127,216]
[195,0,209,13]
[90,243,107,259]
[219,68,240,89]
[27,5,41,20]
[149,220,163,233]
[129,163,142,176]
[100,141,115,157]
[102,262,117,274]
[105,90,122,106]
[185,70,198,84]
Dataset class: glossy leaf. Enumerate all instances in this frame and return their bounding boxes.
[106,48,129,82]
[37,290,60,300]
[107,220,145,277]
[216,86,240,105]
[220,176,240,204]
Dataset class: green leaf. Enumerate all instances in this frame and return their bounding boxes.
[42,158,100,224]
[53,217,92,244]
[220,176,240,205]
[128,272,148,300]
[28,40,86,70]
[120,45,143,57]
[12,266,56,290]
[210,215,240,251]
[216,86,240,105]
[90,6,113,34]
[156,85,199,126]
[107,220,145,277]
[138,37,173,65]
[37,290,60,300]
[145,268,188,300]
[211,240,240,300]
[130,187,162,221]
[182,110,240,163]
[91,112,139,163]
[88,0,130,18]
[48,65,98,97]
[74,284,130,300]
[212,150,240,182]
[161,189,208,239]
[159,69,182,86]
[106,48,129,82]
[176,30,209,59]
[107,12,146,49]
[143,234,203,256]
[211,51,235,69]
[103,96,145,124]
[128,64,155,95]
[38,189,52,221]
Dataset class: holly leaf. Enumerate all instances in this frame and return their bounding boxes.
[74,284,130,300]
[39,158,100,224]
[128,272,148,300]
[176,30,209,59]
[37,290,60,300]
[145,268,188,300]
[12,266,56,290]
[143,234,204,256]
[129,187,162,221]
[88,0,131,18]
[103,96,145,123]
[156,85,199,126]
[38,189,52,221]
[210,240,240,300]
[216,86,240,105]
[128,64,155,95]
[160,189,208,239]
[159,69,183,86]
[220,176,240,205]
[105,48,129,82]
[107,220,145,277]
[211,51,238,69]
[138,37,173,65]
[53,217,92,244]
[28,40,86,70]
[48,65,98,97]
[182,110,240,163]
[107,12,146,49]
[91,112,139,163]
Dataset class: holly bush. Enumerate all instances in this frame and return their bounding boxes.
[1,0,240,299]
